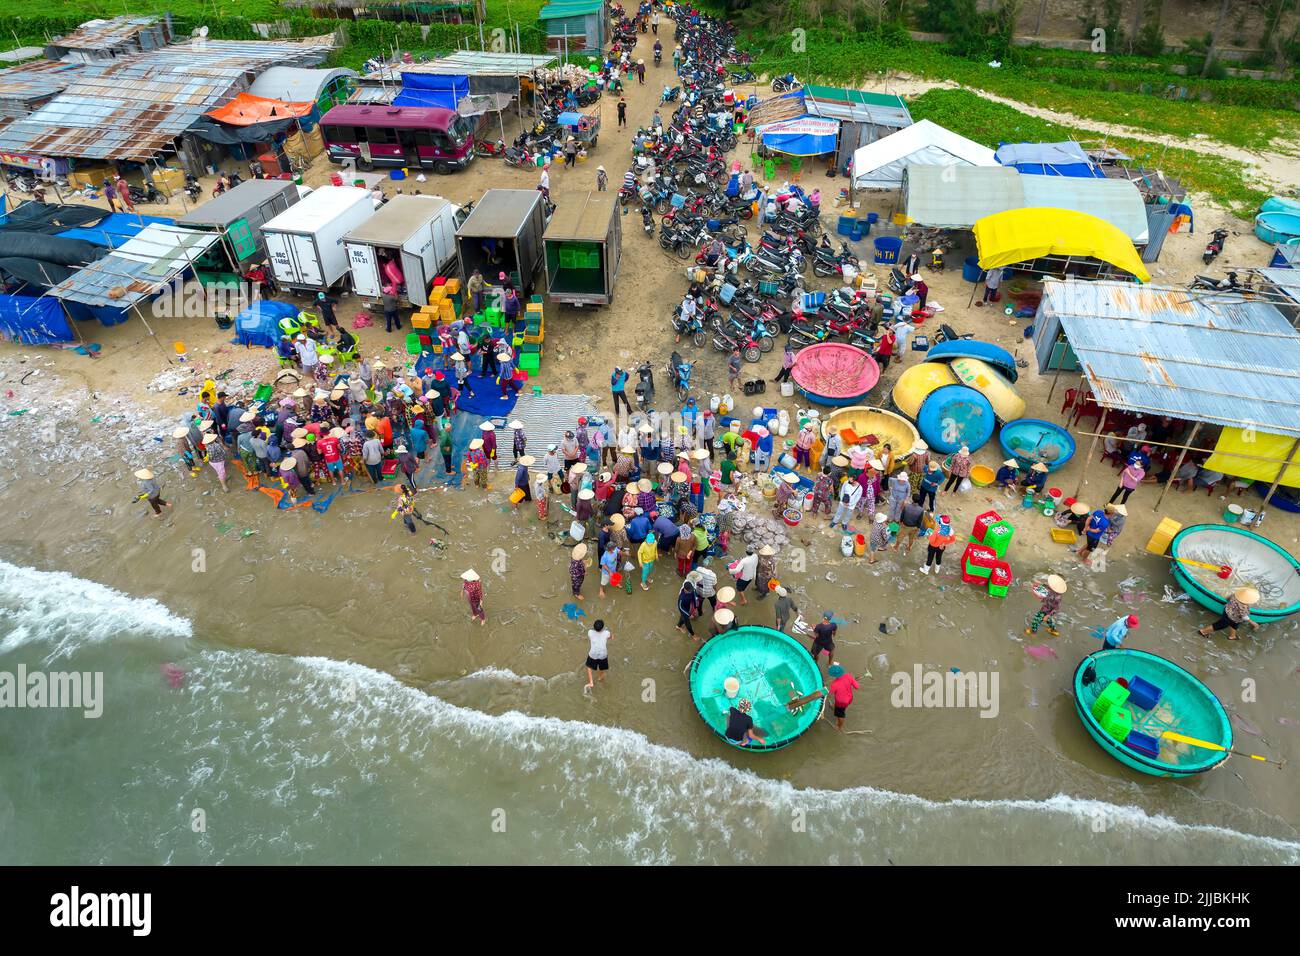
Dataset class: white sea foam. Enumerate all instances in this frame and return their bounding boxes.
[0,559,193,662]
[3,560,1296,864]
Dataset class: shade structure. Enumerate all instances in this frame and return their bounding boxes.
[758,116,839,157]
[1203,427,1300,488]
[974,207,1150,282]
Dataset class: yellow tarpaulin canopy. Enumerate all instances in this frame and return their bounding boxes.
[1203,427,1300,488]
[973,207,1151,282]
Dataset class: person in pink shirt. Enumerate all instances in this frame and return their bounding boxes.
[793,422,815,469]
[1110,460,1145,505]
[827,663,860,731]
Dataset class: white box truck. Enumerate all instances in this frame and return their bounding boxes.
[343,194,464,307]
[262,185,376,292]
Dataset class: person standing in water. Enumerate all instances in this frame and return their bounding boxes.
[584,619,612,692]
[134,468,171,517]
[570,543,588,601]
[461,569,486,625]
[1026,575,1067,636]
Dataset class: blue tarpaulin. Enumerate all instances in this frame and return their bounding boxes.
[235,300,300,349]
[58,213,173,249]
[0,292,75,344]
[758,116,839,157]
[994,141,1106,179]
[394,73,469,110]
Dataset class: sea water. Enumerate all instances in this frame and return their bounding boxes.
[1,559,1296,866]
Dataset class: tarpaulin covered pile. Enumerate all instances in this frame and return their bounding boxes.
[994,141,1105,179]
[235,300,299,349]
[973,208,1151,281]
[0,292,75,344]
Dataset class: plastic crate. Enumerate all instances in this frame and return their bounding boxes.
[519,353,541,373]
[983,521,1014,558]
[410,313,433,330]
[1050,527,1078,545]
[405,333,424,355]
[1127,676,1163,712]
[443,277,460,295]
[429,287,446,303]
[1091,681,1130,722]
[1101,705,1133,742]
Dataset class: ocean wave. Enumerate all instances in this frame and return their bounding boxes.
[0,559,193,662]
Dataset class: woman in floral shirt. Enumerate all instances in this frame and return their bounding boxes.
[944,445,972,492]
[461,569,486,624]
[569,544,588,600]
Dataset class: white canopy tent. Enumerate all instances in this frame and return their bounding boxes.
[851,119,997,189]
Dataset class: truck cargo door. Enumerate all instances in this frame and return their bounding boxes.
[292,233,323,286]
[347,242,381,297]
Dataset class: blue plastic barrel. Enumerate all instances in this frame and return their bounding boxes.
[873,236,902,264]
[389,168,407,181]
[963,256,982,283]
[837,215,857,237]
[866,212,879,225]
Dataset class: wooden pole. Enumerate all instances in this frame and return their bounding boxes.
[1252,436,1300,527]
[1154,421,1200,511]
[1045,364,1064,406]
[1074,408,1107,499]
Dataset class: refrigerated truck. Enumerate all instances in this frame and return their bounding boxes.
[455,189,547,296]
[343,194,464,307]
[174,178,301,269]
[541,190,620,307]
[261,185,377,292]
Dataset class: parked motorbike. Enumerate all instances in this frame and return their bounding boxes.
[183,173,202,203]
[640,205,655,236]
[771,73,802,93]
[667,351,694,401]
[634,360,656,410]
[1190,271,1250,292]
[1203,228,1228,265]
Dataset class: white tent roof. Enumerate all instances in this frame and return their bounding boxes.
[852,119,997,189]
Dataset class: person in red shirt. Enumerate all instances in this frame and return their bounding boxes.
[318,426,345,485]
[874,326,896,372]
[375,415,393,448]
[827,663,860,731]
[908,274,928,310]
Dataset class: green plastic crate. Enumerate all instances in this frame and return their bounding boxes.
[519,353,540,373]
[1101,705,1133,742]
[559,248,577,270]
[963,561,994,580]
[405,333,423,355]
[987,584,1009,598]
[1091,682,1130,722]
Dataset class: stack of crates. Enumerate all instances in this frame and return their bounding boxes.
[524,296,544,344]
[987,561,1012,598]
[960,543,998,584]
[484,305,504,329]
[981,520,1015,559]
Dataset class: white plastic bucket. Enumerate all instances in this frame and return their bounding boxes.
[1240,508,1258,525]
[710,394,720,412]
[780,381,795,397]
[780,453,796,469]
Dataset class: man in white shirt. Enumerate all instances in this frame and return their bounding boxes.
[584,619,612,692]
[730,546,759,605]
[295,334,318,370]
[538,164,551,199]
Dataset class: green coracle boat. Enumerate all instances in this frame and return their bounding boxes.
[689,626,826,751]
[1169,524,1300,623]
[1073,648,1232,778]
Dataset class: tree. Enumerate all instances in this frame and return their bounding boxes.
[1200,0,1234,76]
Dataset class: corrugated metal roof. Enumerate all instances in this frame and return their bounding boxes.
[1258,267,1300,306]
[803,85,911,128]
[0,38,335,161]
[539,1,605,21]
[47,15,168,53]
[1040,278,1300,437]
[456,189,541,237]
[387,51,557,77]
[52,224,220,309]
[0,60,87,115]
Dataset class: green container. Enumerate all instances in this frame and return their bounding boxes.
[1091,681,1130,722]
[984,521,1014,559]
[963,560,993,580]
[519,353,540,373]
[987,584,1009,598]
[1101,705,1133,743]
[559,248,577,270]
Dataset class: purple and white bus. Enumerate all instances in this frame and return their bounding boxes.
[320,105,474,174]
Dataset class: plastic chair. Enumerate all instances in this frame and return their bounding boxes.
[763,158,776,181]
[1060,387,1077,416]
[789,156,802,182]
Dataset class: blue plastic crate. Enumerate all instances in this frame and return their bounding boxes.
[719,282,737,304]
[1127,676,1163,711]
[1124,730,1161,759]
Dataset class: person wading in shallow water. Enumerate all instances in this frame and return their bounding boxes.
[584,618,612,692]
[461,568,486,625]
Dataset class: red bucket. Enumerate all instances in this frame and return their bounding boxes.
[609,572,623,587]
